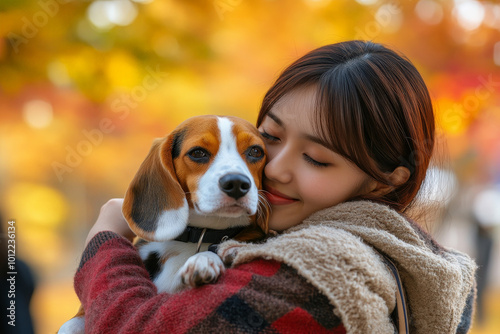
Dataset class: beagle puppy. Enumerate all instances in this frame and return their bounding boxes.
[59,115,268,334]
[124,115,269,292]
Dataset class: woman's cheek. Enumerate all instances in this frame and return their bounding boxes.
[300,174,349,208]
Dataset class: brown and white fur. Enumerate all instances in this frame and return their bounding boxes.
[59,115,268,334]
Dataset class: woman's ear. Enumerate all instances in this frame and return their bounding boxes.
[367,166,411,197]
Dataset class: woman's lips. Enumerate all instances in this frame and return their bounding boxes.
[264,186,299,205]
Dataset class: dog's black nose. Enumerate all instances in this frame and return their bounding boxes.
[219,174,251,200]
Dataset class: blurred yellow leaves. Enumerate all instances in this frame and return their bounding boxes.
[145,0,187,29]
[436,98,470,136]
[105,51,141,88]
[3,182,70,276]
[435,75,497,136]
[5,182,68,229]
[148,69,209,122]
[57,47,108,99]
[0,9,24,38]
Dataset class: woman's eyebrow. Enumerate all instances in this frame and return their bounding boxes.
[266,111,284,128]
[303,133,334,151]
[267,110,335,151]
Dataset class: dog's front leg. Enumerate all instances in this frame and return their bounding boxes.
[175,251,226,289]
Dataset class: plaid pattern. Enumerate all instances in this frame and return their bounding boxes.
[75,232,346,334]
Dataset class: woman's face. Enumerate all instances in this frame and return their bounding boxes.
[258,85,376,231]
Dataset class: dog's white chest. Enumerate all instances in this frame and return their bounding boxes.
[139,240,224,293]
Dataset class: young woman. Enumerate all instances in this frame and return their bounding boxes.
[74,41,476,333]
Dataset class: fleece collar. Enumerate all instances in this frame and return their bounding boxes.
[218,200,476,334]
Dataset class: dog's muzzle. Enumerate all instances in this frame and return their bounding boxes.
[219,173,251,200]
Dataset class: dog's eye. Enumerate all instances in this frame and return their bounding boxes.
[245,145,264,163]
[248,146,264,158]
[187,147,210,163]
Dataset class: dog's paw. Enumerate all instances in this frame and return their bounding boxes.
[220,245,241,266]
[179,251,225,288]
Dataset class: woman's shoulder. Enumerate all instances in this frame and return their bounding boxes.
[300,200,477,333]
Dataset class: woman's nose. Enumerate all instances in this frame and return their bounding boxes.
[264,147,293,184]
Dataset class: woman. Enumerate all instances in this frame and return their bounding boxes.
[75,41,476,333]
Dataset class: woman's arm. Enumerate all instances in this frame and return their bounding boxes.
[76,205,345,333]
[84,198,135,247]
[77,231,253,333]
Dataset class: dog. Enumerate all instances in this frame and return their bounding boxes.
[59,115,269,333]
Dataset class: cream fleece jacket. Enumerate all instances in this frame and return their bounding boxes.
[218,200,476,334]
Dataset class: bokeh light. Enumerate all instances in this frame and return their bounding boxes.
[355,0,378,6]
[415,0,444,25]
[453,0,485,31]
[87,0,138,30]
[473,187,500,227]
[22,100,54,129]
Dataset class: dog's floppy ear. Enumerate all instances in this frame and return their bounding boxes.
[123,131,189,241]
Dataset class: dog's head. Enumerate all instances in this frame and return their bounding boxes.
[122,115,268,242]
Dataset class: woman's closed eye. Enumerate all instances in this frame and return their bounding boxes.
[260,131,280,143]
[303,153,330,168]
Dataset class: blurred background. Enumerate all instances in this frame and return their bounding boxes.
[0,0,499,333]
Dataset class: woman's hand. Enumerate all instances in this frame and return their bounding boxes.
[85,198,136,247]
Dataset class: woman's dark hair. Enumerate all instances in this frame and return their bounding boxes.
[257,40,435,213]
